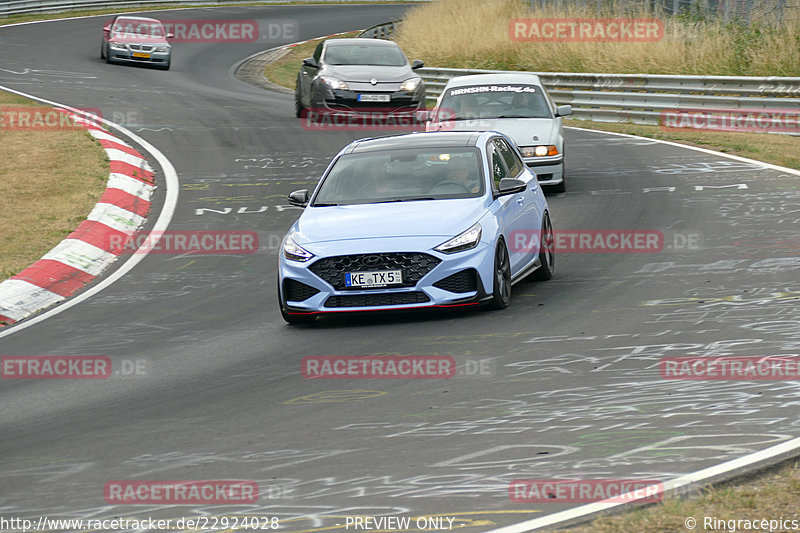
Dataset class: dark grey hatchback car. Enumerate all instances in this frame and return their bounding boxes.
[295,38,425,117]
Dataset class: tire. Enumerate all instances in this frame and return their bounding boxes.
[531,211,555,281]
[294,77,305,118]
[100,41,106,59]
[278,280,316,325]
[487,239,512,310]
[104,44,111,64]
[159,61,171,71]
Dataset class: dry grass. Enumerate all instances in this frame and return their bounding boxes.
[566,119,800,170]
[395,0,800,75]
[0,91,108,280]
[553,460,800,532]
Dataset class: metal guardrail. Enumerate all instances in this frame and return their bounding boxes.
[418,67,800,126]
[0,0,413,17]
[357,21,398,40]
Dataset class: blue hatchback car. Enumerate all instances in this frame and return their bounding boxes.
[277,131,554,324]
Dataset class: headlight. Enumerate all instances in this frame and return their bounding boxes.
[435,223,482,254]
[283,237,314,262]
[155,45,170,52]
[521,145,559,157]
[400,77,421,92]
[109,41,128,50]
[320,77,349,90]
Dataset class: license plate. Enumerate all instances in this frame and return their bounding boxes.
[132,52,151,59]
[345,269,402,288]
[358,94,391,102]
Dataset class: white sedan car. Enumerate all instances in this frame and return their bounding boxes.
[427,73,571,192]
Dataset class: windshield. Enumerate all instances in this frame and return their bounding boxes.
[312,147,484,206]
[112,19,165,37]
[436,84,553,120]
[323,43,407,66]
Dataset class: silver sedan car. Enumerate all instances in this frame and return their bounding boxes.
[427,73,571,193]
[101,16,173,70]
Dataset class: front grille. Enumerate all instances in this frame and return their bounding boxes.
[433,269,478,293]
[324,291,430,308]
[129,44,155,52]
[284,279,320,302]
[309,252,441,290]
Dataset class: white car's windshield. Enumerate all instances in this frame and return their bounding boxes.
[437,84,553,120]
[313,148,484,206]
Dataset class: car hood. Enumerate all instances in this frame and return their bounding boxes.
[435,118,558,145]
[323,64,414,83]
[292,198,487,245]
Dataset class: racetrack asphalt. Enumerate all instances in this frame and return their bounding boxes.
[2,4,800,530]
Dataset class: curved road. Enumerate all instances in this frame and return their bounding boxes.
[2,4,800,531]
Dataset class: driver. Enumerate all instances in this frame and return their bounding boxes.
[511,91,544,116]
[444,158,479,193]
[358,163,392,198]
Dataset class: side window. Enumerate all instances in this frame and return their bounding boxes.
[488,142,510,191]
[495,138,524,178]
[313,42,323,63]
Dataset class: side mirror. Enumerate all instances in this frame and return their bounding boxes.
[302,57,319,69]
[497,178,527,196]
[415,109,429,123]
[166,32,175,39]
[556,104,572,117]
[288,189,309,207]
[411,59,424,70]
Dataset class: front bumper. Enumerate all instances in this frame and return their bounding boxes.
[314,85,425,114]
[524,155,564,186]
[108,47,170,66]
[278,239,495,316]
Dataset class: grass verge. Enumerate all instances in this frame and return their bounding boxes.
[262,31,360,90]
[0,91,108,281]
[395,0,800,76]
[552,459,800,532]
[565,119,800,170]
